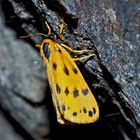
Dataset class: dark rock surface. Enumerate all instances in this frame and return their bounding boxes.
[0,0,139,140]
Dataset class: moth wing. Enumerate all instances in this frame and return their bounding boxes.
[49,43,99,124]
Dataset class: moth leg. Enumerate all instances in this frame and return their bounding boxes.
[59,17,65,41]
[61,44,91,53]
[72,53,96,61]
[59,17,64,35]
[35,44,41,48]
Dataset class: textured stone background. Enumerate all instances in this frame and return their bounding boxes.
[0,0,139,140]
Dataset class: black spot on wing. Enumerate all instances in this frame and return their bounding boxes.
[88,111,93,117]
[42,43,50,59]
[56,84,61,94]
[83,107,87,113]
[72,67,78,74]
[63,65,69,75]
[93,107,96,114]
[82,88,89,96]
[53,62,57,70]
[64,87,69,96]
[58,49,61,53]
[73,88,79,97]
[73,112,77,116]
[62,104,66,111]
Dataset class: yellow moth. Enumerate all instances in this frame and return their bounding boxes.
[29,18,99,124]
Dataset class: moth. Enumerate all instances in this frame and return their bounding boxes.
[24,18,99,124]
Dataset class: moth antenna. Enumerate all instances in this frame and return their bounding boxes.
[59,17,65,41]
[45,21,51,35]
[20,32,46,39]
